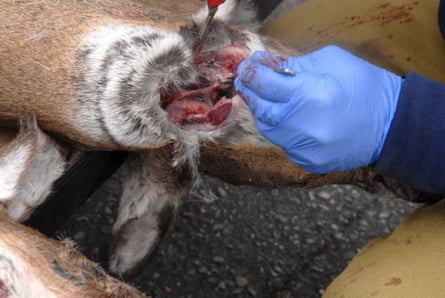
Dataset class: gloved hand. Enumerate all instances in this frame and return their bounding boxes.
[234,46,402,173]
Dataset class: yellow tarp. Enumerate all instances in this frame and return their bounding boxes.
[263,0,445,82]
[324,199,445,297]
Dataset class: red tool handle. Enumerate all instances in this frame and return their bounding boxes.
[207,0,225,8]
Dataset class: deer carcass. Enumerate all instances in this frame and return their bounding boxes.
[0,0,431,281]
[0,115,146,297]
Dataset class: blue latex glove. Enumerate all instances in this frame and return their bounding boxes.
[234,46,402,173]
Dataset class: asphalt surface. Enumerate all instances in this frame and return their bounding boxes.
[56,1,419,297]
[56,171,417,298]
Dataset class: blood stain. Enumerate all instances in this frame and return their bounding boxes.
[384,277,402,286]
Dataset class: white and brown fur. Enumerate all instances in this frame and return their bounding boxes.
[0,0,426,292]
[0,0,279,280]
[0,206,146,297]
[0,116,145,297]
[0,115,66,222]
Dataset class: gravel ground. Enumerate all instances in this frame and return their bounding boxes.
[56,170,417,298]
[56,1,419,297]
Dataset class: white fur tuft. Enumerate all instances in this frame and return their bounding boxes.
[0,145,31,202]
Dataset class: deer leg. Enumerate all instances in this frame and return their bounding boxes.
[0,205,146,297]
[0,115,67,221]
[109,149,191,276]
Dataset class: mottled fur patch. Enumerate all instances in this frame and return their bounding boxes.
[74,25,196,149]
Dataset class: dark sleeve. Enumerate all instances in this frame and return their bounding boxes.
[373,72,445,194]
[440,0,445,38]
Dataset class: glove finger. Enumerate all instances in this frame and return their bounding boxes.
[250,51,307,74]
[235,78,285,126]
[285,45,363,75]
[236,68,332,110]
[249,50,288,70]
[234,76,263,115]
[236,59,300,103]
[282,50,337,74]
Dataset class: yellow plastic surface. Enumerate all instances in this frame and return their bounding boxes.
[324,199,445,297]
[263,0,445,82]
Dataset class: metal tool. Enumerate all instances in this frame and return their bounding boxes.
[193,0,226,53]
[219,66,295,86]
[220,76,235,85]
[273,67,296,76]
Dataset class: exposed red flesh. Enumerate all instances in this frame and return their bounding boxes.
[165,98,209,125]
[161,47,246,130]
[207,99,232,125]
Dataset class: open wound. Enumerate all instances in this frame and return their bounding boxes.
[161,46,246,131]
